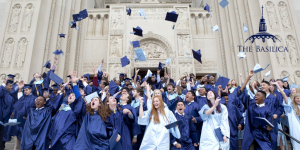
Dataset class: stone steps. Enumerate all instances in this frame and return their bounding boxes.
[4,137,15,150]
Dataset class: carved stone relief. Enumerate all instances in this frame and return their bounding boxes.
[110,35,123,57]
[175,8,189,29]
[9,4,21,33]
[266,1,278,30]
[177,35,191,56]
[15,38,28,67]
[22,4,33,33]
[294,71,300,85]
[280,71,289,79]
[274,35,285,65]
[0,74,6,80]
[286,35,298,65]
[2,38,15,68]
[14,73,20,82]
[179,63,193,77]
[111,8,123,29]
[140,42,166,59]
[109,63,122,78]
[278,2,292,31]
[128,7,173,20]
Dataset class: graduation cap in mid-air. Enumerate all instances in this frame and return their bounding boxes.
[72,14,82,22]
[212,25,219,31]
[42,72,47,79]
[138,8,146,19]
[132,41,140,48]
[265,70,271,77]
[166,58,171,66]
[237,51,246,60]
[53,50,64,56]
[79,9,88,19]
[146,70,153,78]
[43,60,51,69]
[186,52,191,59]
[85,92,99,104]
[134,48,147,62]
[215,73,230,89]
[158,62,165,70]
[133,26,143,37]
[58,33,66,38]
[204,3,211,12]
[282,76,288,82]
[70,21,76,28]
[165,11,178,23]
[192,49,202,63]
[253,63,270,74]
[219,0,229,8]
[120,56,130,67]
[108,80,119,95]
[243,23,248,32]
[126,6,132,16]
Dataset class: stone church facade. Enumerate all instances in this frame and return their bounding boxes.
[0,0,300,85]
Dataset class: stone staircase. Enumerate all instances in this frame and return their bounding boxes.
[4,137,15,150]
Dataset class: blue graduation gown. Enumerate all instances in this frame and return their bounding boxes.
[226,101,244,150]
[170,113,196,150]
[106,108,135,150]
[30,71,52,97]
[204,84,218,96]
[119,104,140,137]
[73,112,110,150]
[162,92,181,108]
[8,94,36,140]
[20,94,63,150]
[0,87,16,142]
[195,96,207,110]
[64,86,74,97]
[237,90,273,150]
[48,96,86,150]
[264,94,284,150]
[184,101,202,141]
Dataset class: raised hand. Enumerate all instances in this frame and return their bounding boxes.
[70,71,80,83]
[186,74,190,81]
[218,85,222,91]
[123,109,132,115]
[157,69,161,75]
[215,97,221,107]
[239,73,242,77]
[18,80,25,89]
[249,70,254,77]
[136,69,140,74]
[93,66,97,75]
[101,58,104,65]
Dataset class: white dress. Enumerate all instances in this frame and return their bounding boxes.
[138,107,180,150]
[199,104,230,150]
[283,98,300,150]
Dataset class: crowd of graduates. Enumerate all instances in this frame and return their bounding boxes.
[0,57,300,150]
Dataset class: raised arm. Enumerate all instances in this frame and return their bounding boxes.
[51,56,57,71]
[139,97,144,119]
[287,75,295,84]
[240,70,254,93]
[205,97,220,115]
[238,73,244,86]
[272,82,288,104]
[186,74,191,91]
[156,69,161,83]
[146,84,151,99]
[93,66,99,87]
[133,69,139,85]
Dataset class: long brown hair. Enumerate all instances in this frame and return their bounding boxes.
[104,96,122,116]
[231,80,238,88]
[150,96,168,124]
[291,93,300,118]
[86,97,109,121]
[176,86,183,95]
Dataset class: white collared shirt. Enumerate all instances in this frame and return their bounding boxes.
[187,100,194,105]
[36,107,45,111]
[256,103,265,108]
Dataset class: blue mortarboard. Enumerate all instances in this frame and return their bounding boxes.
[219,0,229,8]
[7,74,15,78]
[42,72,47,79]
[165,120,183,129]
[265,70,271,77]
[255,117,274,128]
[124,78,131,82]
[168,99,179,111]
[134,48,147,62]
[109,80,119,95]
[67,75,71,78]
[119,73,125,77]
[43,60,51,69]
[132,74,140,81]
[70,21,76,28]
[166,58,171,66]
[72,14,82,22]
[53,49,64,56]
[120,56,130,67]
[49,71,63,84]
[6,80,13,84]
[79,9,88,19]
[204,3,210,12]
[237,51,246,60]
[85,92,99,104]
[51,83,59,89]
[133,26,143,37]
[146,70,153,78]
[126,6,131,16]
[192,49,202,63]
[165,11,178,23]
[109,131,123,150]
[212,25,219,31]
[132,41,140,48]
[215,76,230,89]
[158,62,165,70]
[243,23,248,32]
[282,77,288,82]
[58,33,66,38]
[24,84,33,89]
[83,74,90,80]
[138,8,146,19]
[253,63,270,74]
